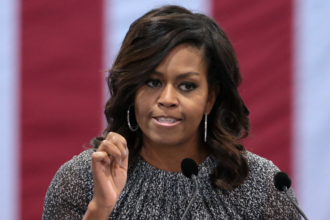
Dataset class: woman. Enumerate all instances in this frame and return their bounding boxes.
[43,5,300,220]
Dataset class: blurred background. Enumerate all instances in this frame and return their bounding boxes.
[1,0,330,219]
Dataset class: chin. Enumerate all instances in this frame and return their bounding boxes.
[149,133,188,146]
[154,138,179,146]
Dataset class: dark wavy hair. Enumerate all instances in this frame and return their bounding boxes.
[91,5,250,190]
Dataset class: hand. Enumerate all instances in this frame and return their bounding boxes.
[87,132,129,217]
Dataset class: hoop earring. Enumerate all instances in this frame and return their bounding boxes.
[127,104,138,131]
[204,113,207,142]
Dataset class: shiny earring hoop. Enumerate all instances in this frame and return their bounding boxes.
[204,113,207,142]
[127,104,138,131]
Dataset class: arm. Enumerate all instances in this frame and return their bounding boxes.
[43,132,128,220]
[83,132,129,220]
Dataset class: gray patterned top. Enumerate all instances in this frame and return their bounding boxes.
[42,149,301,219]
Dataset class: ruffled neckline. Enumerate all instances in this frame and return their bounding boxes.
[129,154,219,179]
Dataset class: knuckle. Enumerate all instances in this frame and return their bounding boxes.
[98,140,111,152]
[106,132,113,139]
[120,138,127,147]
[111,135,119,144]
[113,150,121,158]
[113,134,127,147]
[103,140,110,146]
[97,140,106,150]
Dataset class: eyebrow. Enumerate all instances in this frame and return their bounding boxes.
[151,71,200,80]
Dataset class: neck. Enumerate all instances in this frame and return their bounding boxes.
[139,135,208,172]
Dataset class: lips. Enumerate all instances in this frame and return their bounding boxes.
[152,116,182,126]
[155,117,179,124]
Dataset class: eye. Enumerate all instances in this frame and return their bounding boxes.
[178,82,197,91]
[146,79,162,88]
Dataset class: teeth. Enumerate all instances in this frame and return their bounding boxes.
[156,117,178,123]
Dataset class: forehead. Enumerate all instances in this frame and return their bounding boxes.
[154,44,207,77]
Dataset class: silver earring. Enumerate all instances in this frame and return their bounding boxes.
[127,104,138,131]
[204,113,207,142]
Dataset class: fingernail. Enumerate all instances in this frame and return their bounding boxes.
[118,159,122,167]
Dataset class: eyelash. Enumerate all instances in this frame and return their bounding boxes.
[145,79,197,91]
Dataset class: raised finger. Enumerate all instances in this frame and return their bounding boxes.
[108,135,128,161]
[98,140,123,166]
[91,151,111,164]
[106,132,127,149]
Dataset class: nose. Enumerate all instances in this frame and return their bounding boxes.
[157,84,178,108]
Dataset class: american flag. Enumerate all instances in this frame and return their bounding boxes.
[1,0,329,219]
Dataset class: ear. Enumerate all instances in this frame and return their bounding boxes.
[205,85,220,114]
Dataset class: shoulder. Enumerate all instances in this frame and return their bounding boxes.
[59,148,94,175]
[244,151,279,177]
[51,148,94,186]
[224,152,276,217]
[231,151,278,198]
[49,148,94,193]
[240,151,300,219]
[241,151,280,196]
[43,149,95,219]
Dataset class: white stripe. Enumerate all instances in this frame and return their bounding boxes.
[0,0,20,220]
[294,0,330,219]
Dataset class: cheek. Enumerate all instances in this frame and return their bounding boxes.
[134,89,154,124]
[183,98,207,122]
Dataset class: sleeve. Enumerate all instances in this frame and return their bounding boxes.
[263,164,301,220]
[42,157,90,220]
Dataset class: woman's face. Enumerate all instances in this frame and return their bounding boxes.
[134,44,216,147]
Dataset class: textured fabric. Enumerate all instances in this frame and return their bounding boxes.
[42,149,301,219]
